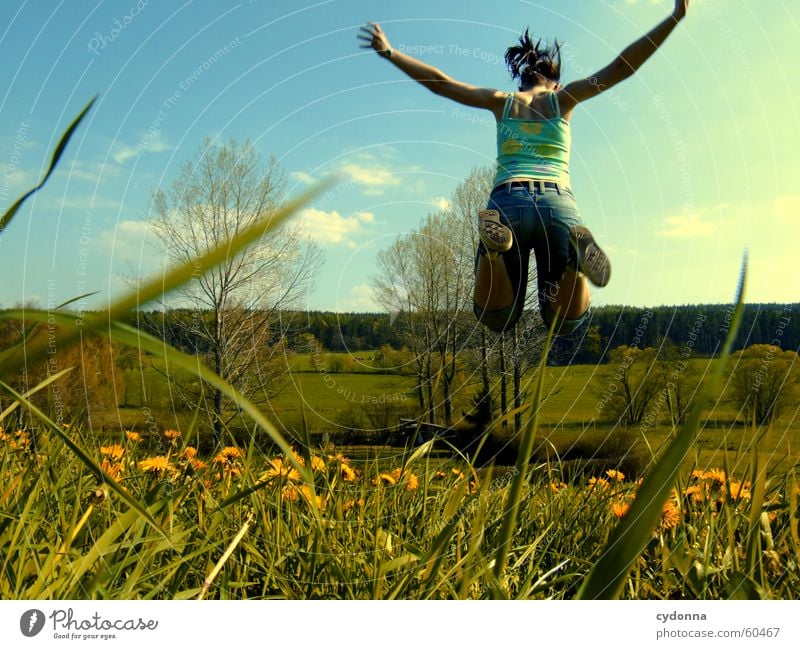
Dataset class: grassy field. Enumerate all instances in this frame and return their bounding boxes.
[5,102,797,601]
[108,353,799,480]
[2,425,798,599]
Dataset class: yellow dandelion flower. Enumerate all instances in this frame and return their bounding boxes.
[433,470,447,480]
[310,455,326,472]
[606,469,625,482]
[728,481,751,501]
[660,500,681,531]
[684,484,706,504]
[300,485,325,509]
[451,468,466,480]
[125,430,142,443]
[139,456,174,473]
[611,501,631,518]
[377,473,396,486]
[99,444,125,461]
[587,477,609,491]
[281,485,299,502]
[182,446,198,459]
[0,430,9,443]
[288,447,306,466]
[405,472,420,493]
[188,457,207,472]
[163,429,181,441]
[343,498,365,512]
[214,446,243,464]
[690,469,706,481]
[340,463,358,482]
[704,468,726,485]
[100,459,124,480]
[261,458,301,482]
[549,481,567,493]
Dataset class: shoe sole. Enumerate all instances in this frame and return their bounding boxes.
[479,209,513,254]
[570,225,611,287]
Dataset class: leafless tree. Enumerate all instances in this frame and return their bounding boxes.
[148,138,322,440]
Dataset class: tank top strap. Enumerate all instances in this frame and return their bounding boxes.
[548,91,561,118]
[502,93,514,120]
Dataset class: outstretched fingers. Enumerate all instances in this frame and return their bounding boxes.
[357,22,389,52]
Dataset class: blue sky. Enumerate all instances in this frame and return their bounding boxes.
[1,0,798,313]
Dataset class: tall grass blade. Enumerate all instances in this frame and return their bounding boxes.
[0,366,74,421]
[577,256,747,599]
[198,512,253,599]
[0,97,96,233]
[0,180,330,379]
[493,316,556,579]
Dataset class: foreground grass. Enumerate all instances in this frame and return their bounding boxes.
[1,425,798,599]
[3,99,794,601]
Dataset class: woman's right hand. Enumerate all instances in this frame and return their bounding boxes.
[673,0,690,20]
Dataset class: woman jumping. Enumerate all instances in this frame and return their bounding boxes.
[360,1,689,334]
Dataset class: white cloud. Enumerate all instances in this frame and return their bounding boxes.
[335,283,381,312]
[429,196,450,211]
[0,168,32,194]
[774,195,800,224]
[113,132,170,164]
[297,208,374,247]
[339,162,400,190]
[290,171,316,185]
[656,211,720,238]
[96,219,161,268]
[59,160,121,183]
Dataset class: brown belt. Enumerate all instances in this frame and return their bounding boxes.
[492,180,573,197]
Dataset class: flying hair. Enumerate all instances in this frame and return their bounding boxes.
[504,28,562,90]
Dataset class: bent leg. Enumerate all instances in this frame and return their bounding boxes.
[473,252,514,312]
[540,269,591,334]
[549,268,590,319]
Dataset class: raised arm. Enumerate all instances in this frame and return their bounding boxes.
[558,0,690,118]
[358,22,506,114]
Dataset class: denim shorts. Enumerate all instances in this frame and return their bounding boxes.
[473,182,591,334]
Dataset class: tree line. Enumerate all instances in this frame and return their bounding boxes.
[133,302,797,362]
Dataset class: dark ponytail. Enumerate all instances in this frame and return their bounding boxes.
[505,28,561,90]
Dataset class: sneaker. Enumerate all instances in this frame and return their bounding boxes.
[569,225,611,287]
[479,209,513,258]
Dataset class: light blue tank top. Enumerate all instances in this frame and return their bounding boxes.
[493,91,571,186]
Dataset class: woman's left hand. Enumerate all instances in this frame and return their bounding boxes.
[358,22,392,57]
